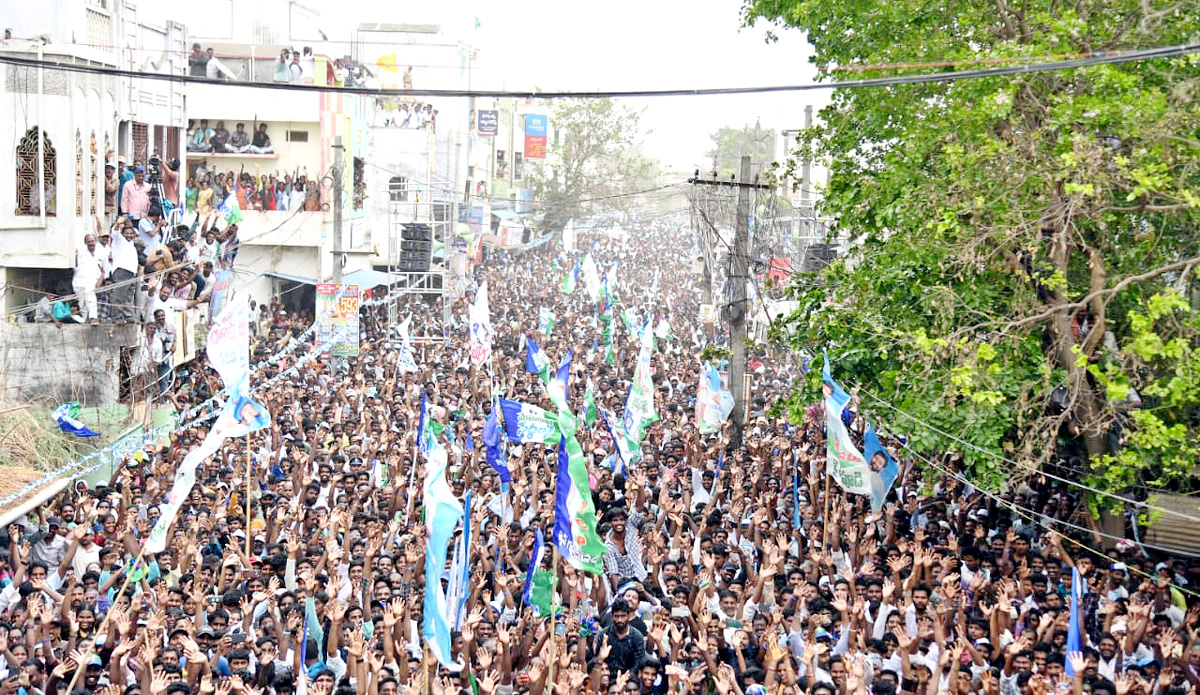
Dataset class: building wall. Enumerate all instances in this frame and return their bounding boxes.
[0,322,140,405]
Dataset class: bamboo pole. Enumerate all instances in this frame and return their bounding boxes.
[245,433,252,559]
[62,557,142,694]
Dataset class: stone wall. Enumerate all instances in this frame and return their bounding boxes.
[0,323,139,405]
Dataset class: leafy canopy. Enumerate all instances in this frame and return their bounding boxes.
[747,0,1200,495]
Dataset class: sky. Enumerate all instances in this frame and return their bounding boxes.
[330,0,830,171]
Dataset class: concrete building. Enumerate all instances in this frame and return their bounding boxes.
[0,0,187,312]
[0,1,188,406]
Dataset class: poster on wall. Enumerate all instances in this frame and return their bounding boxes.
[316,283,362,357]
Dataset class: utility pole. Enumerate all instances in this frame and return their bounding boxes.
[332,136,344,284]
[688,157,769,448]
[800,105,813,239]
[730,155,751,446]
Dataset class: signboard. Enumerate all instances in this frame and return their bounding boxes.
[524,114,548,159]
[465,205,485,234]
[477,110,498,136]
[699,303,716,324]
[316,283,361,357]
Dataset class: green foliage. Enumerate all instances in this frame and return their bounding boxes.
[706,124,777,179]
[744,0,1200,496]
[526,99,649,232]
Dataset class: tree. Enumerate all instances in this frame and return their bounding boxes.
[706,124,775,179]
[746,0,1200,498]
[526,99,647,233]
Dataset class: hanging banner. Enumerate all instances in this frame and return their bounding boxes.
[524,114,548,159]
[316,284,361,357]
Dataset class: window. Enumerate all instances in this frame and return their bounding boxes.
[132,122,149,166]
[75,130,83,216]
[514,152,524,179]
[286,130,308,143]
[388,176,408,202]
[15,127,56,216]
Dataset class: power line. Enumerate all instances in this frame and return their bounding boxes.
[2,43,1199,99]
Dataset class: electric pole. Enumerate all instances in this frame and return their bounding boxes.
[730,155,751,445]
[688,157,769,448]
[332,136,344,284]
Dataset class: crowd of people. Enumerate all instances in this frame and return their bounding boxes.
[182,167,323,220]
[6,223,1200,695]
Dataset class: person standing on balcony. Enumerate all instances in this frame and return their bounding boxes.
[72,233,104,324]
[188,43,206,77]
[103,161,119,223]
[121,167,152,225]
[108,221,140,324]
[274,49,292,83]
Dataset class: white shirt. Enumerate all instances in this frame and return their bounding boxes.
[73,247,104,285]
[110,232,140,274]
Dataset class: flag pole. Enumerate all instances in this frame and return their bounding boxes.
[821,470,832,550]
[548,547,560,687]
[423,643,432,695]
[245,432,253,559]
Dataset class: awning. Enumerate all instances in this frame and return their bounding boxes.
[266,271,317,285]
[341,268,393,289]
[492,209,523,222]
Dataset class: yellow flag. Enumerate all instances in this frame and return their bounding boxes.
[376,53,398,73]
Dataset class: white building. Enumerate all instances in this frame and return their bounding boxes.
[0,0,186,310]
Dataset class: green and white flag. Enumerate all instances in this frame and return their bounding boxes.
[603,266,617,302]
[560,261,579,295]
[552,411,606,574]
[537,307,555,336]
[582,379,598,427]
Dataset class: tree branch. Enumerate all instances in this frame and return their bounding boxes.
[973,255,1200,334]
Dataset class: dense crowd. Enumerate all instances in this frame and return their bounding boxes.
[7,223,1200,695]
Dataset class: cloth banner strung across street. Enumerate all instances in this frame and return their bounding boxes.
[146,296,270,553]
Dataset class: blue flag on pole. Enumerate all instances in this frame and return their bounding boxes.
[1066,566,1082,675]
[483,402,511,484]
[523,528,545,608]
[421,405,464,670]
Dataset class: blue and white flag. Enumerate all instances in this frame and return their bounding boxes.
[1066,566,1083,676]
[396,314,420,374]
[862,425,900,513]
[599,406,641,470]
[421,403,464,670]
[52,403,100,438]
[447,491,472,630]
[522,528,545,609]
[498,398,561,445]
[823,352,870,499]
[526,335,552,383]
[696,363,735,434]
[547,349,573,413]
[482,401,511,484]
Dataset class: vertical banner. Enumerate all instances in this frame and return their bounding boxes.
[316,284,362,357]
[524,114,548,159]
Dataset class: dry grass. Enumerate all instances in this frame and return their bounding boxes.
[0,401,88,472]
